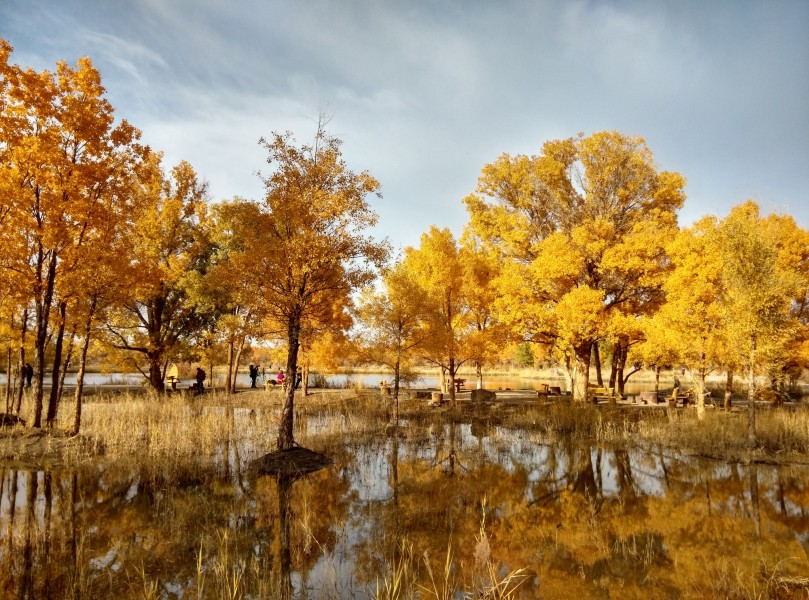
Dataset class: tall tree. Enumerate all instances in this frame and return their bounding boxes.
[718,202,805,445]
[403,227,471,404]
[660,215,731,419]
[255,123,388,450]
[104,155,212,392]
[464,131,684,401]
[460,237,508,389]
[0,40,146,425]
[356,258,426,420]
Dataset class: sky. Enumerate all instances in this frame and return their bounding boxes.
[3,0,808,253]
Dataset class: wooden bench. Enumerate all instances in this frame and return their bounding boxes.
[588,386,623,403]
[453,378,466,392]
[661,387,692,406]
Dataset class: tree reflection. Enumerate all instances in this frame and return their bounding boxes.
[2,415,809,597]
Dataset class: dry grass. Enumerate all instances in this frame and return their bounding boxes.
[494,401,809,463]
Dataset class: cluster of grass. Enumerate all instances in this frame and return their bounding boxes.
[492,401,809,462]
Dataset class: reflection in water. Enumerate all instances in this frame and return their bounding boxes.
[2,413,809,598]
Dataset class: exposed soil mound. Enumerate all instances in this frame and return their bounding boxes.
[249,446,332,477]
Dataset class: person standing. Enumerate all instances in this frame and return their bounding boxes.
[277,369,285,386]
[249,364,258,388]
[25,363,33,388]
[195,367,206,394]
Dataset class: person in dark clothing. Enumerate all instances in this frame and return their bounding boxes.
[195,367,206,393]
[249,364,258,388]
[25,363,33,388]
[295,367,303,389]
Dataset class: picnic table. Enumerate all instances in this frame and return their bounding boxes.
[453,378,466,392]
[588,386,623,403]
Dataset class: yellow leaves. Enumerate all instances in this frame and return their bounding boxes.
[555,286,607,348]
[465,132,686,379]
[530,232,582,287]
[571,217,616,259]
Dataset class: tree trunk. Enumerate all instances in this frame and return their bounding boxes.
[33,249,58,428]
[615,338,628,397]
[573,343,592,403]
[724,371,733,411]
[693,368,707,421]
[14,308,28,415]
[277,313,301,450]
[593,343,603,386]
[5,347,11,414]
[747,334,758,448]
[232,334,246,393]
[448,356,456,404]
[55,326,76,422]
[46,300,68,427]
[73,299,96,435]
[148,352,164,393]
[476,360,483,389]
[225,339,235,394]
[608,342,618,389]
[393,356,400,423]
[654,365,661,397]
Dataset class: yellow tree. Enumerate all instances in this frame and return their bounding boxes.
[206,199,269,393]
[356,258,426,418]
[465,131,684,401]
[460,236,509,389]
[0,40,147,426]
[718,202,805,446]
[103,154,213,392]
[402,226,471,404]
[659,217,726,418]
[254,124,388,450]
[756,211,809,397]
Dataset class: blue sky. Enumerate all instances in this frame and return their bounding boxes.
[3,0,808,252]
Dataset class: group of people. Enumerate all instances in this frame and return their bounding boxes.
[170,364,302,394]
[251,365,302,389]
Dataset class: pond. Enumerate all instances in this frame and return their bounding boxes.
[0,370,668,394]
[2,402,809,598]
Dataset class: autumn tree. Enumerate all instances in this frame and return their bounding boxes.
[356,258,426,420]
[104,154,213,392]
[0,40,147,426]
[402,226,472,403]
[206,199,269,393]
[658,216,727,418]
[254,124,388,450]
[717,202,806,445]
[460,237,508,389]
[464,131,685,402]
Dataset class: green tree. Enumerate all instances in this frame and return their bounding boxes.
[514,342,535,368]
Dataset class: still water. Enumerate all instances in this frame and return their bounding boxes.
[0,370,671,395]
[2,408,808,598]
